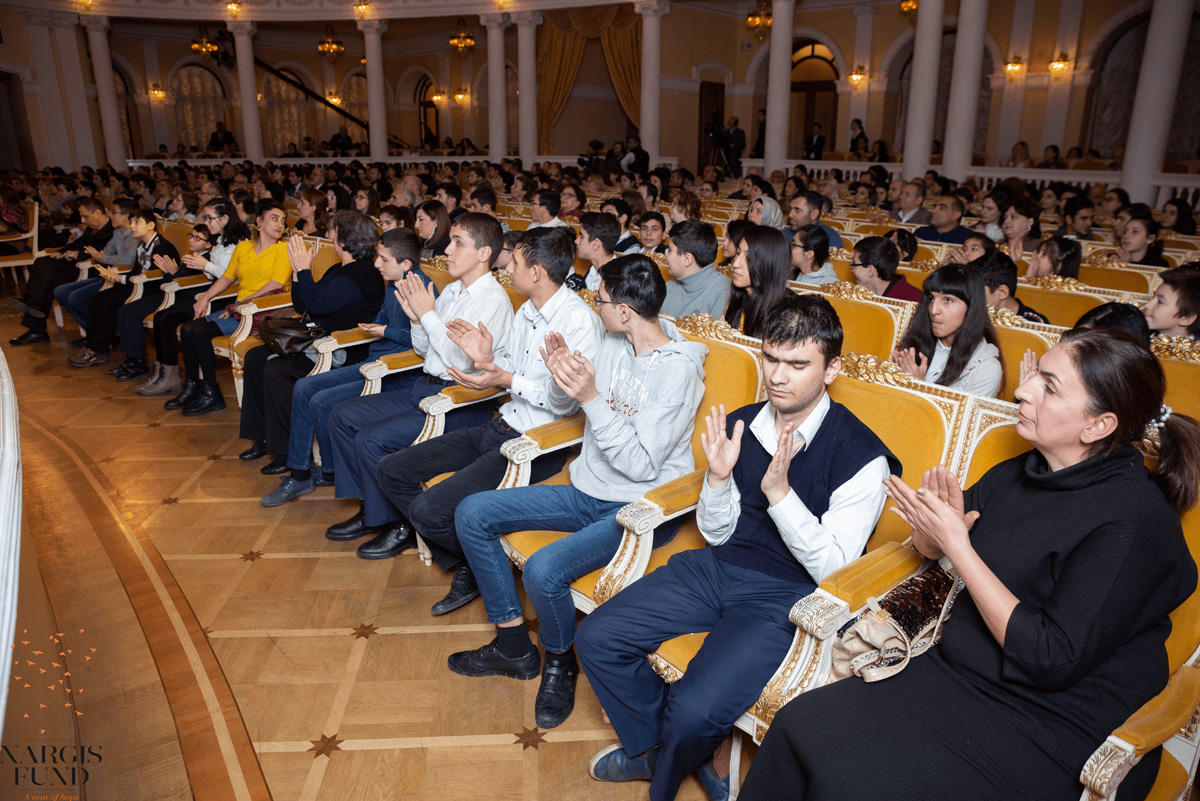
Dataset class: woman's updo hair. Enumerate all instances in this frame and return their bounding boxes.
[1059,327,1200,513]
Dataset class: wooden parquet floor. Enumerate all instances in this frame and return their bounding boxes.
[2,303,716,801]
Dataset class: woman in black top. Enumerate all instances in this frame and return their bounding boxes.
[238,210,385,473]
[741,329,1199,801]
[413,199,450,257]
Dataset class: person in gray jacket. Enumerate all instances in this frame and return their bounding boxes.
[661,220,730,319]
[449,254,708,732]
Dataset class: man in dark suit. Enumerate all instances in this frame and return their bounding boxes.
[723,117,746,178]
[206,121,237,154]
[803,123,826,160]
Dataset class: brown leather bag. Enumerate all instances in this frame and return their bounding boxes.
[258,314,326,357]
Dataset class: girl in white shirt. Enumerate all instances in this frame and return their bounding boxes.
[891,263,1004,398]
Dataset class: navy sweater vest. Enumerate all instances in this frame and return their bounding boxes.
[711,400,901,586]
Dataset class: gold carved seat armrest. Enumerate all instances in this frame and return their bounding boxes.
[308,328,382,374]
[240,291,293,312]
[644,468,707,517]
[439,385,506,405]
[358,350,424,394]
[521,413,586,452]
[163,275,213,292]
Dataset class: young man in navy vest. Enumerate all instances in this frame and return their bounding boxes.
[576,293,900,801]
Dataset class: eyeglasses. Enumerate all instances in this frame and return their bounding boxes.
[188,234,210,242]
[790,241,808,249]
[595,295,619,306]
[849,261,865,269]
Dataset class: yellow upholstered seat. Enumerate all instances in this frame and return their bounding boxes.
[789,282,914,359]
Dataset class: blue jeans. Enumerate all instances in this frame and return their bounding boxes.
[576,547,806,801]
[286,363,409,473]
[455,484,629,653]
[53,277,103,330]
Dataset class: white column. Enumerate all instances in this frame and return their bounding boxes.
[1122,0,1193,203]
[81,15,127,170]
[513,12,541,166]
[437,51,452,147]
[481,13,509,159]
[848,4,874,149]
[901,0,944,179]
[763,0,795,174]
[1039,0,1082,156]
[52,17,98,167]
[142,38,170,152]
[995,0,1035,163]
[635,0,670,169]
[19,10,73,168]
[941,0,988,180]
[358,19,389,161]
[228,21,263,162]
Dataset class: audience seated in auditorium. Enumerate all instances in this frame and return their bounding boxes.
[971,192,1007,242]
[8,197,114,345]
[413,200,451,256]
[946,231,996,266]
[372,225,603,603]
[790,224,837,286]
[1002,196,1044,264]
[529,190,568,230]
[579,293,897,801]
[52,197,137,335]
[888,181,931,226]
[725,224,790,339]
[1161,198,1197,236]
[913,196,973,245]
[851,235,921,302]
[574,211,621,292]
[1073,302,1151,347]
[1119,218,1169,268]
[891,263,1003,397]
[322,213,513,550]
[661,220,727,318]
[973,250,1048,324]
[1024,235,1081,279]
[239,212,385,480]
[1143,264,1200,339]
[635,212,668,255]
[1052,196,1096,241]
[787,190,843,250]
[167,199,291,416]
[449,254,706,730]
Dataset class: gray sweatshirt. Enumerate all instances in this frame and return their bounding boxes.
[559,318,708,503]
[660,266,732,320]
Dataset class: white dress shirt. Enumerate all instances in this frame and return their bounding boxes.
[697,394,891,583]
[492,284,604,432]
[412,271,514,381]
[204,241,237,280]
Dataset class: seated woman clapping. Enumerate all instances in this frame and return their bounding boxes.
[891,263,1003,397]
[724,224,790,339]
[741,328,1199,801]
[238,211,386,477]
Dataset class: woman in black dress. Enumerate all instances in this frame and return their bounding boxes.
[741,329,1199,801]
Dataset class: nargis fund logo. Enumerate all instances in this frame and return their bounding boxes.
[0,743,102,788]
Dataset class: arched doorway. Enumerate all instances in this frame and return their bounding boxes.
[790,40,838,158]
[414,74,439,150]
[1084,12,1200,161]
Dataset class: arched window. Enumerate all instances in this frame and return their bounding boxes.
[113,70,135,159]
[262,69,309,158]
[789,40,839,157]
[169,64,226,153]
[344,72,368,126]
[415,74,438,149]
[1085,13,1200,160]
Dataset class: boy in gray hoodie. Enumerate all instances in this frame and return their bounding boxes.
[450,254,708,731]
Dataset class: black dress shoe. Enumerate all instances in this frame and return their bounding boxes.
[181,382,226,416]
[164,379,200,410]
[113,360,149,381]
[447,638,540,680]
[431,566,480,616]
[9,330,49,346]
[534,649,579,729]
[239,441,268,460]
[356,521,416,559]
[325,510,374,541]
[259,456,289,475]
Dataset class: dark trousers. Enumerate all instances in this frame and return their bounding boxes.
[575,548,805,801]
[21,256,78,331]
[239,344,317,454]
[374,416,571,571]
[117,287,165,360]
[84,283,134,352]
[152,287,204,366]
[328,375,498,526]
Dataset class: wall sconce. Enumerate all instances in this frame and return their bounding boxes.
[848,66,866,89]
[327,93,343,106]
[431,89,445,103]
[1049,52,1069,74]
[256,91,263,102]
[1005,55,1022,75]
[225,1,239,16]
[149,83,166,101]
[453,88,468,104]
[353,2,370,18]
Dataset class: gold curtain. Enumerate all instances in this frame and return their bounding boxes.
[537,6,641,153]
[600,6,641,128]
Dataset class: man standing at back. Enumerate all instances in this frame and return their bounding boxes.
[577,294,898,801]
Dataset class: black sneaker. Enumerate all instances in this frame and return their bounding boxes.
[447,638,540,680]
[534,650,578,729]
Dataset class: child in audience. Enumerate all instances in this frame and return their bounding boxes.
[892,263,1004,397]
[1143,264,1200,339]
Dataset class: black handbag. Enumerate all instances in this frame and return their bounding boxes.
[259,313,327,357]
